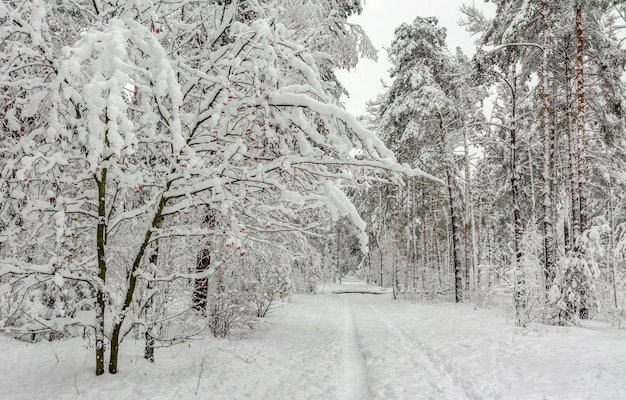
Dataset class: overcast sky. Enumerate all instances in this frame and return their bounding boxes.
[336,1,495,116]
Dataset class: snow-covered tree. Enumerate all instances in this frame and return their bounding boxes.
[0,0,434,376]
[378,16,481,302]
[468,0,626,324]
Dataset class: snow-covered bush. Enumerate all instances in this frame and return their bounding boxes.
[549,221,605,325]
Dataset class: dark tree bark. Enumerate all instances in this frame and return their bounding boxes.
[109,190,169,374]
[575,4,591,319]
[575,5,588,236]
[144,245,159,363]
[463,128,473,298]
[95,167,107,376]
[192,208,218,313]
[508,66,526,327]
[437,112,463,303]
[565,36,581,252]
[541,0,557,292]
[431,188,443,289]
[420,179,428,290]
[409,178,419,290]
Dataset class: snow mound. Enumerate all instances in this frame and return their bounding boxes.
[318,277,391,295]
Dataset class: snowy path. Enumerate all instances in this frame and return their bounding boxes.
[340,297,371,400]
[350,296,472,399]
[2,280,626,399]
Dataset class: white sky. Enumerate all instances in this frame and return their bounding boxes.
[336,1,495,116]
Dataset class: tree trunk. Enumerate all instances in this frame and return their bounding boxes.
[409,178,418,291]
[541,0,557,292]
[432,188,442,289]
[376,191,384,287]
[528,140,537,220]
[463,128,472,299]
[437,112,463,303]
[192,208,218,312]
[333,225,339,284]
[487,226,493,289]
[95,168,107,376]
[576,5,588,236]
[210,260,226,337]
[470,184,480,292]
[144,245,158,363]
[109,192,168,374]
[449,170,463,303]
[508,67,526,327]
[367,213,373,285]
[550,77,560,257]
[392,224,398,300]
[421,179,428,290]
[608,176,618,309]
[376,232,384,287]
[565,42,580,251]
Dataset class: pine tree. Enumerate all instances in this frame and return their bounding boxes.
[469,0,626,324]
[379,17,479,302]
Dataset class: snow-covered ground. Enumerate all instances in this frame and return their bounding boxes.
[2,279,626,399]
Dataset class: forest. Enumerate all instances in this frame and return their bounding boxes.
[1,0,625,381]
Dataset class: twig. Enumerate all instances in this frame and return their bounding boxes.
[194,350,207,396]
[74,371,80,396]
[217,343,258,366]
[52,348,60,363]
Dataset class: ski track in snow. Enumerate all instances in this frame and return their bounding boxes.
[339,296,372,400]
[345,295,471,400]
[364,301,480,400]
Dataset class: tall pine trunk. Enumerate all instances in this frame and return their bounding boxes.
[541,0,557,292]
[463,128,473,298]
[367,214,373,285]
[508,66,526,327]
[437,112,463,303]
[431,188,443,289]
[575,4,591,319]
[392,221,398,300]
[608,176,619,309]
[565,41,581,251]
[575,5,588,236]
[420,180,428,290]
